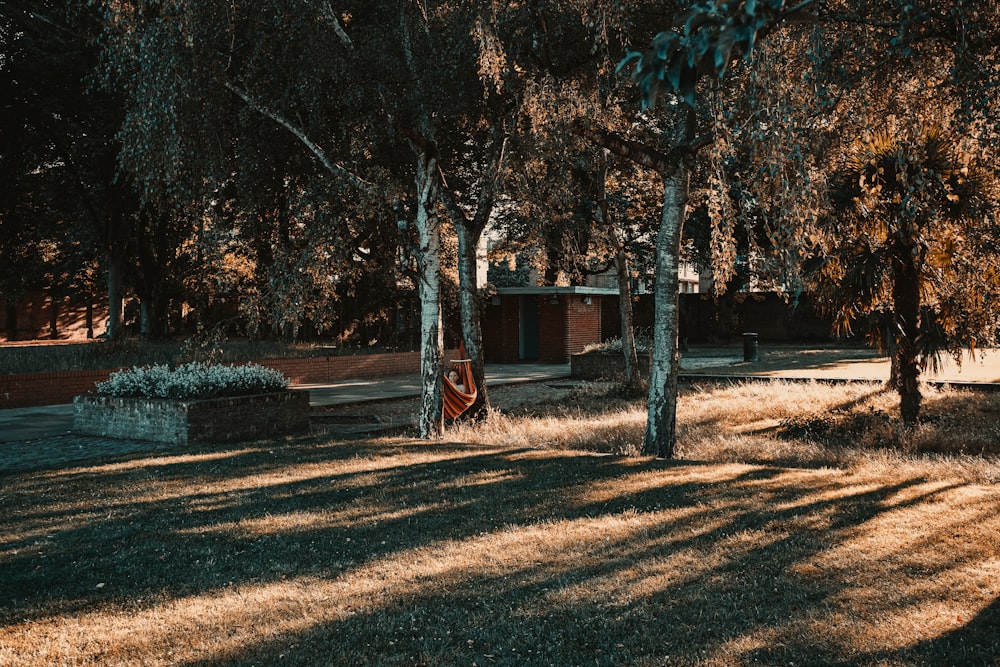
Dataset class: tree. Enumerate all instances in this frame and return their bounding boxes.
[808,127,999,424]
[620,0,1000,453]
[1,1,141,341]
[95,0,548,436]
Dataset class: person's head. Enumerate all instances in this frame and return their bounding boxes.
[447,368,460,382]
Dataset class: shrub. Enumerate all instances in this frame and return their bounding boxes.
[96,362,289,400]
[581,333,653,354]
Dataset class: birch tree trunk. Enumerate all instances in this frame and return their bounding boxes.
[440,123,509,418]
[575,116,706,457]
[642,153,689,458]
[455,221,490,416]
[414,151,444,438]
[595,159,640,389]
[612,231,641,388]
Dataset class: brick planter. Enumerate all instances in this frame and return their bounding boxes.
[570,352,651,380]
[72,390,310,445]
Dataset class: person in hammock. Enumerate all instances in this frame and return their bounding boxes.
[446,367,466,393]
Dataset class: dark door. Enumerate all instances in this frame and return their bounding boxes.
[519,296,540,361]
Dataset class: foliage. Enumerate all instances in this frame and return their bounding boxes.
[581,333,653,354]
[619,0,811,107]
[96,361,289,400]
[806,125,1000,423]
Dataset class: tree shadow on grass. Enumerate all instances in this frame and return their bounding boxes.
[1,436,997,666]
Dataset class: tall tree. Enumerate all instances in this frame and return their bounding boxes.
[621,0,1000,454]
[1,1,141,341]
[809,127,998,424]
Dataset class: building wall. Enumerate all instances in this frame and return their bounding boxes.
[538,295,602,363]
[0,348,458,409]
[2,292,106,342]
[537,297,565,362]
[482,297,521,363]
[563,295,602,361]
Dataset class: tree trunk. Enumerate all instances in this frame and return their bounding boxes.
[139,297,170,341]
[415,150,444,438]
[642,156,689,458]
[107,255,124,341]
[614,240,641,388]
[455,221,490,417]
[5,304,17,341]
[441,121,511,419]
[893,255,922,425]
[639,106,698,459]
[595,159,640,389]
[49,293,59,339]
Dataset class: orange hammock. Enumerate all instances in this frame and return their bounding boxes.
[443,343,478,419]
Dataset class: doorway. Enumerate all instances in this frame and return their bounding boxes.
[519,296,540,361]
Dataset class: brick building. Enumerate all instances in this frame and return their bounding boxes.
[481,286,618,363]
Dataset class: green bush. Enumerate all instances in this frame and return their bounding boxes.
[581,334,653,355]
[96,362,289,400]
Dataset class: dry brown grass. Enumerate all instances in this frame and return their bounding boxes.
[2,379,999,666]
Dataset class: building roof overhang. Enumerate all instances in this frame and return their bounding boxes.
[495,286,619,296]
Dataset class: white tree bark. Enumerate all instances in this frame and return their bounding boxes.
[414,151,444,438]
[642,158,689,458]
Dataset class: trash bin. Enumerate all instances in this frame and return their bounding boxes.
[742,332,759,362]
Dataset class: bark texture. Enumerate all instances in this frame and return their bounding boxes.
[893,249,922,425]
[642,164,688,458]
[414,151,444,438]
[106,255,124,341]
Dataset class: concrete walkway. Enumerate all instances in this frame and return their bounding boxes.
[0,363,572,446]
[4,346,999,474]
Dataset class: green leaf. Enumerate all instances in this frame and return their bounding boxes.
[714,28,737,74]
[667,55,684,92]
[616,51,642,76]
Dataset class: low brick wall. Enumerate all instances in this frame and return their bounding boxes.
[73,390,310,444]
[571,352,652,380]
[0,369,113,409]
[1,349,457,409]
[257,349,457,385]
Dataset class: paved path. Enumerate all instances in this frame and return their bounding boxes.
[0,363,571,474]
[4,347,999,475]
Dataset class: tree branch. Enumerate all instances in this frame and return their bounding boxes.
[573,121,713,176]
[319,2,354,48]
[224,81,376,193]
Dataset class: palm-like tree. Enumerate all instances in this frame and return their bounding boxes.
[809,126,997,425]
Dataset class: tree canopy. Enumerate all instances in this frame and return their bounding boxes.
[3,0,1000,448]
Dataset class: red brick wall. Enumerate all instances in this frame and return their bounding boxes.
[1,292,106,341]
[565,296,602,358]
[537,295,602,363]
[483,294,604,363]
[538,298,566,363]
[0,349,457,409]
[0,369,113,409]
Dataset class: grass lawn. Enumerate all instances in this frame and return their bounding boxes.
[2,382,999,666]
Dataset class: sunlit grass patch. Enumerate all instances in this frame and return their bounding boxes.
[2,380,1000,666]
[4,443,997,666]
[458,379,1000,484]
